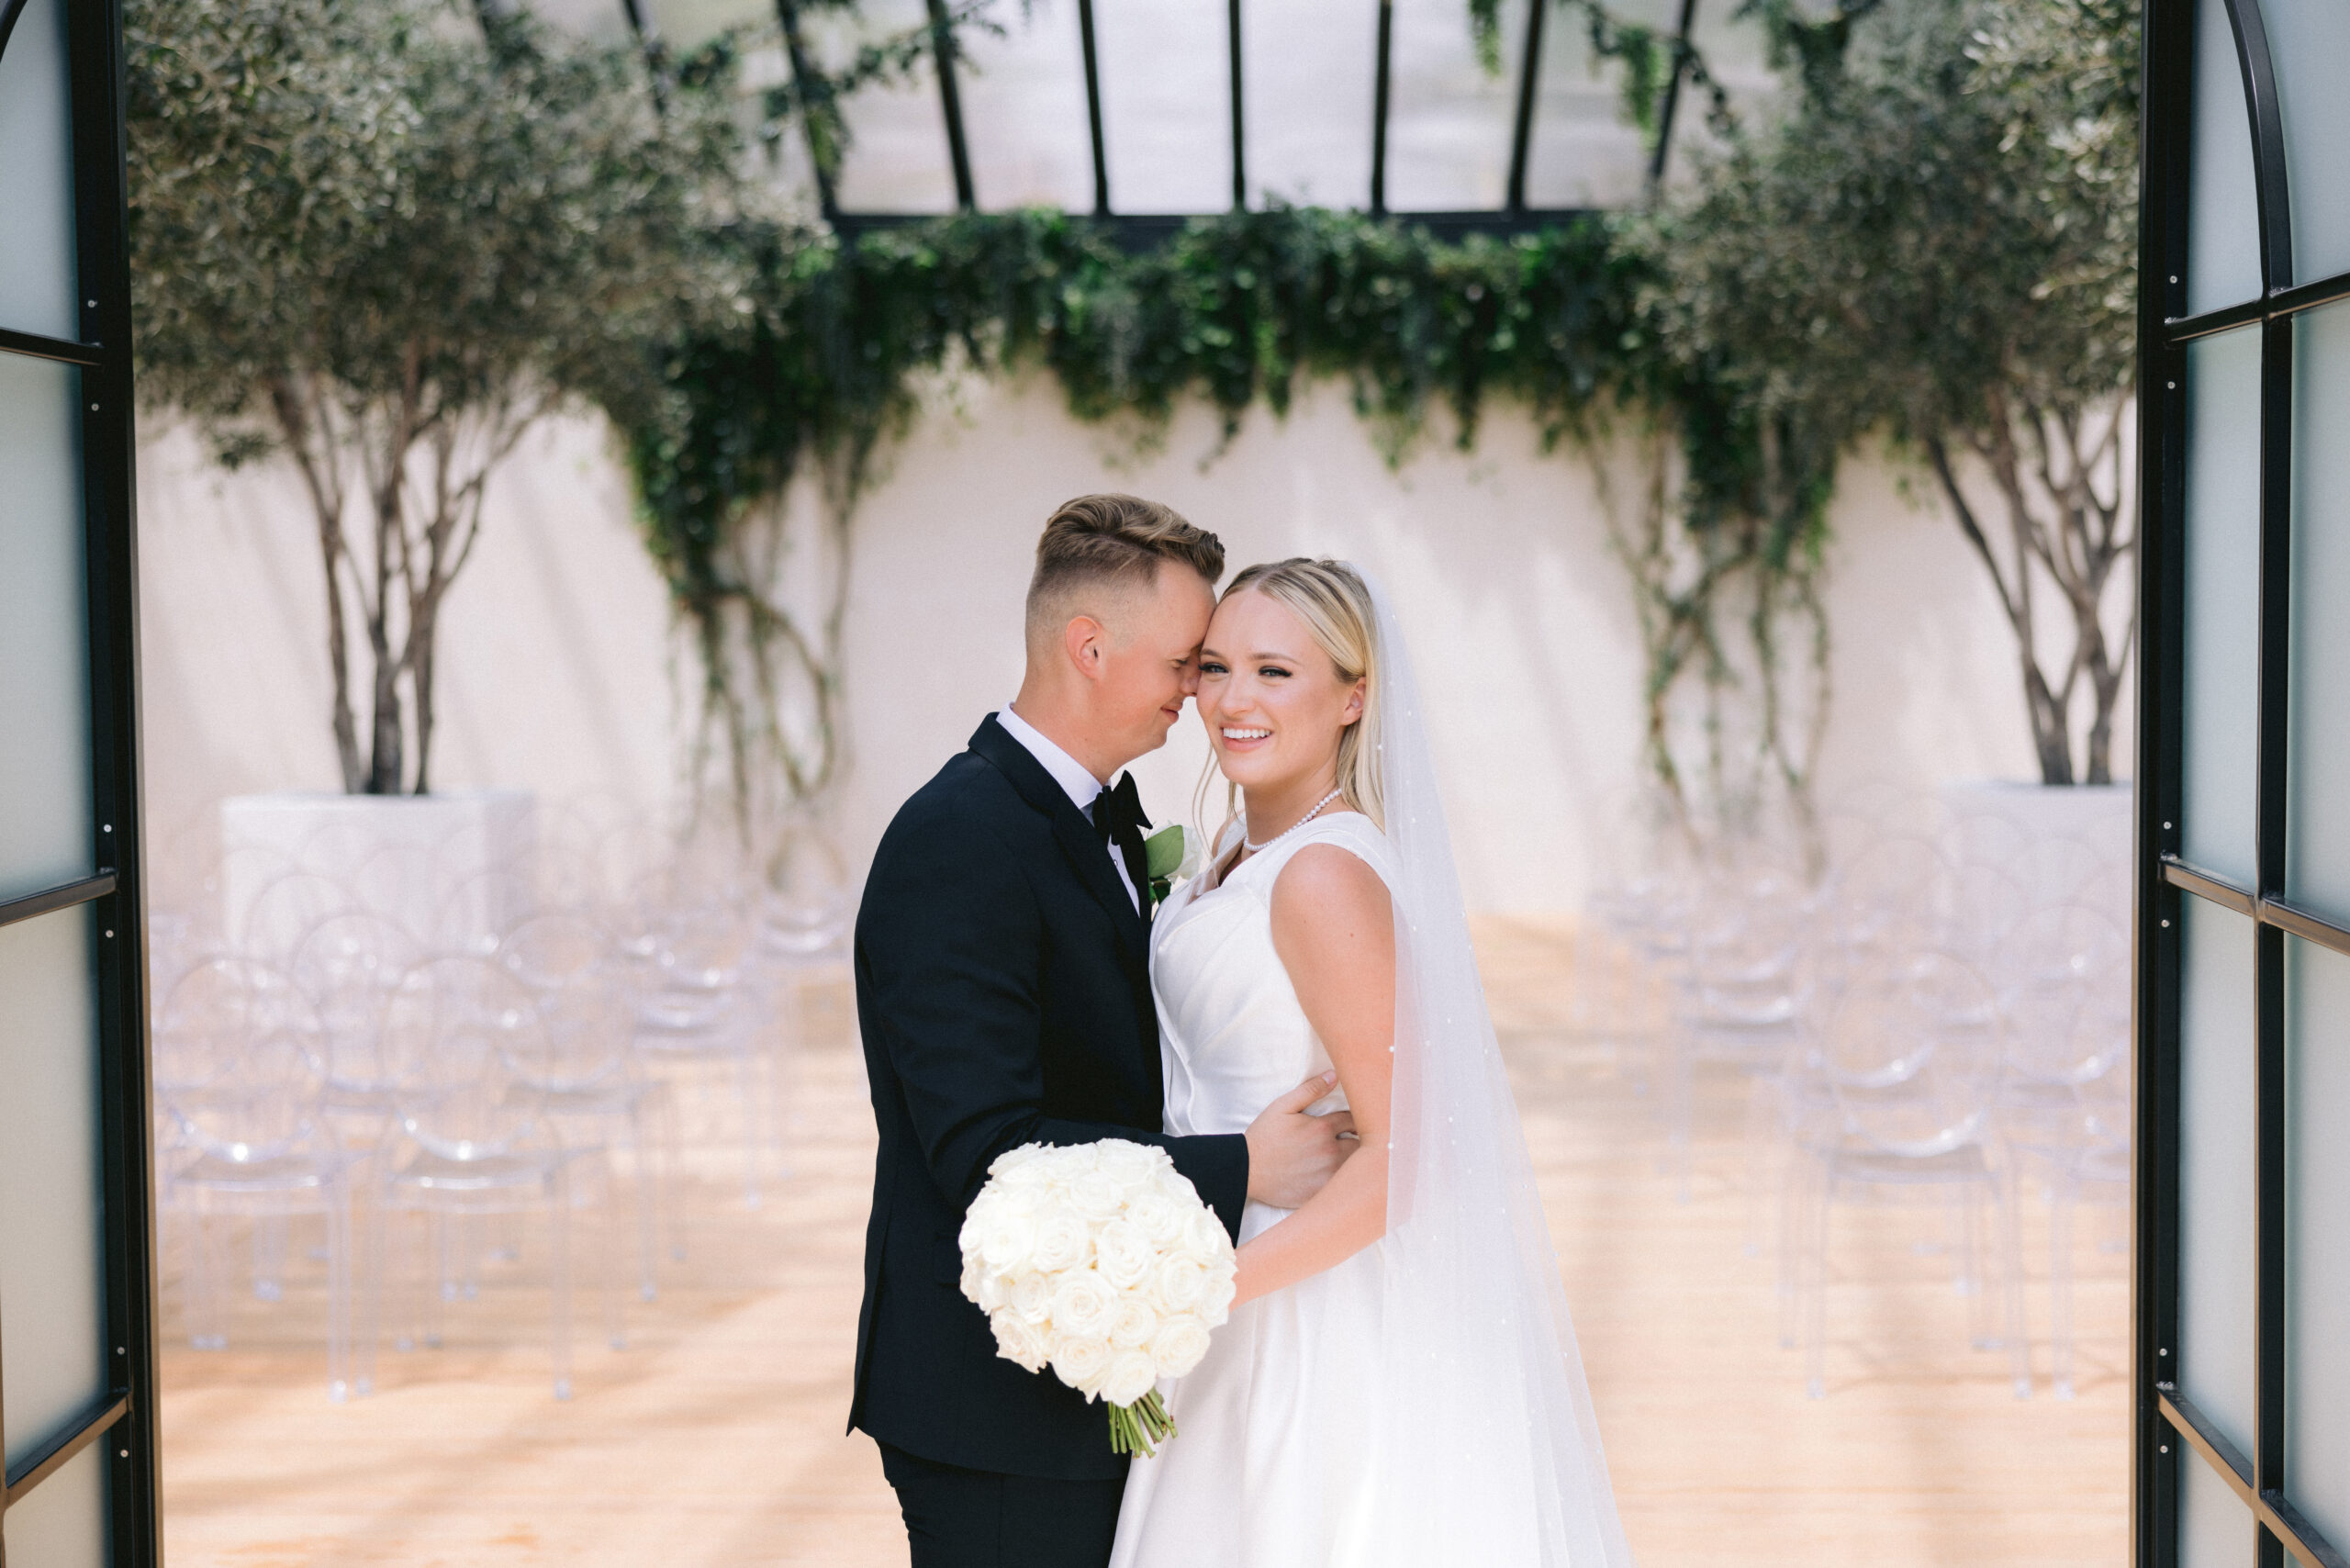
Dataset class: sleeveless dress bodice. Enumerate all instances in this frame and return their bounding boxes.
[1111,812,1402,1568]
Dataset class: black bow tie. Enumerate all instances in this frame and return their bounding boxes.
[1091,773,1152,914]
[1091,772,1150,844]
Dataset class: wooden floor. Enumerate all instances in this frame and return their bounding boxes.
[158,919,2127,1566]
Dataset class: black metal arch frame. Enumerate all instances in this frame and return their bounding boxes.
[0,0,159,1562]
[630,0,1710,240]
[2136,0,2350,1556]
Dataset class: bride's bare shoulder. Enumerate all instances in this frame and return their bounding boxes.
[1267,842,1393,939]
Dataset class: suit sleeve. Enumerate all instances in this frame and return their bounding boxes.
[857,800,1251,1238]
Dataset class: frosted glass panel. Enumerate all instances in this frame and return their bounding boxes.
[2288,302,2350,924]
[2179,896,2258,1460]
[2182,328,2262,886]
[2190,0,2263,314]
[2180,1449,2260,1568]
[1382,0,1520,212]
[956,0,1094,213]
[0,0,80,341]
[1242,0,1376,209]
[1091,0,1230,214]
[1523,0,1677,210]
[0,909,106,1473]
[0,352,95,904]
[2264,0,2350,286]
[0,1442,108,1568]
[2288,936,2350,1550]
[818,0,957,214]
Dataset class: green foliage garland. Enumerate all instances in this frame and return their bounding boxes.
[604,205,1837,825]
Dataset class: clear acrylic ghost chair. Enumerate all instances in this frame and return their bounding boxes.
[1991,905,2130,1398]
[1662,864,1816,1203]
[235,870,352,964]
[1788,952,2031,1399]
[371,955,621,1399]
[500,912,673,1300]
[1991,904,2129,1111]
[433,853,542,958]
[2040,1067,2131,1399]
[154,958,365,1399]
[625,891,778,1206]
[292,910,430,1122]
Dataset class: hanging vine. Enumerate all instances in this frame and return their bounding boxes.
[605,0,2132,833]
[600,204,1838,832]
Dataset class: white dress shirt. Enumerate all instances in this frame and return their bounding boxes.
[996,705,1140,913]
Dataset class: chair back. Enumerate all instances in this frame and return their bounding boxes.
[155,958,330,1161]
[384,956,555,1159]
[1820,953,2003,1158]
[499,912,638,1092]
[292,911,428,1098]
[1995,902,2129,1089]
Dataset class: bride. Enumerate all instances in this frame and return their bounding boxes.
[1111,558,1634,1568]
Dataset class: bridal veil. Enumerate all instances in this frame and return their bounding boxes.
[1360,572,1635,1567]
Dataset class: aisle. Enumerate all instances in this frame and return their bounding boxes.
[159,922,2126,1566]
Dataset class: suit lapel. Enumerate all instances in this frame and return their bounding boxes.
[968,717,1148,963]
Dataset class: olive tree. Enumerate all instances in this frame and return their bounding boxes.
[1646,0,2140,785]
[127,0,742,792]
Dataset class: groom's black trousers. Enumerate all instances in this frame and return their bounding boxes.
[879,1443,1125,1568]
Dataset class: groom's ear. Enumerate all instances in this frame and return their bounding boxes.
[1062,614,1110,683]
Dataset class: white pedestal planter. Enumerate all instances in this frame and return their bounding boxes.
[1939,779,2133,922]
[220,790,537,957]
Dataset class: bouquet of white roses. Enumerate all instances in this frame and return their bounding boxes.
[958,1137,1237,1456]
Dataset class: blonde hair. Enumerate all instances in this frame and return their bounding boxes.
[1202,557,1385,839]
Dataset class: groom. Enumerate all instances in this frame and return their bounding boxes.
[850,495,1356,1567]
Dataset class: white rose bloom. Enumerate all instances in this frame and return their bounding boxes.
[1108,1291,1158,1350]
[1095,1139,1160,1193]
[1099,1349,1159,1408]
[1066,1170,1126,1222]
[989,1142,1051,1178]
[1092,1218,1154,1291]
[1155,1167,1201,1204]
[1147,1314,1213,1378]
[1198,1266,1237,1325]
[1181,1205,1229,1261]
[1051,1335,1113,1398]
[1029,1210,1093,1273]
[1148,1254,1207,1316]
[964,1261,1012,1313]
[1123,1189,1185,1247]
[1049,1271,1120,1341]
[1011,1271,1054,1324]
[991,1308,1049,1372]
[977,1211,1038,1275]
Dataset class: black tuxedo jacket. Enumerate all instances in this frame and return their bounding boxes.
[848,714,1251,1481]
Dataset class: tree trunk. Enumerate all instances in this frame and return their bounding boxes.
[270,375,366,791]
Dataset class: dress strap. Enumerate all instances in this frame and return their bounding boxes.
[1242,812,1403,895]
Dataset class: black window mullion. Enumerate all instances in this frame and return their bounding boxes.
[1369,0,1393,218]
[1075,0,1108,217]
[2134,0,2192,1551]
[64,0,160,1559]
[923,0,975,211]
[2251,225,2297,1567]
[1505,0,1545,215]
[1646,0,1702,193]
[771,0,839,224]
[1225,0,1244,210]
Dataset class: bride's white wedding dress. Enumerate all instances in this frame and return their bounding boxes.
[1110,812,1396,1568]
[1108,573,1633,1568]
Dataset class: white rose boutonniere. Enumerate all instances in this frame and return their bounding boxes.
[1143,823,1202,911]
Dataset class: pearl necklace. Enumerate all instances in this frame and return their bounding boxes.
[1243,788,1347,854]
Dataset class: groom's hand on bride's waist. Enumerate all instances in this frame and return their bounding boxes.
[1242,1070,1359,1210]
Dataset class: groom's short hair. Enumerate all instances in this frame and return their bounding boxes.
[1025,494,1225,641]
